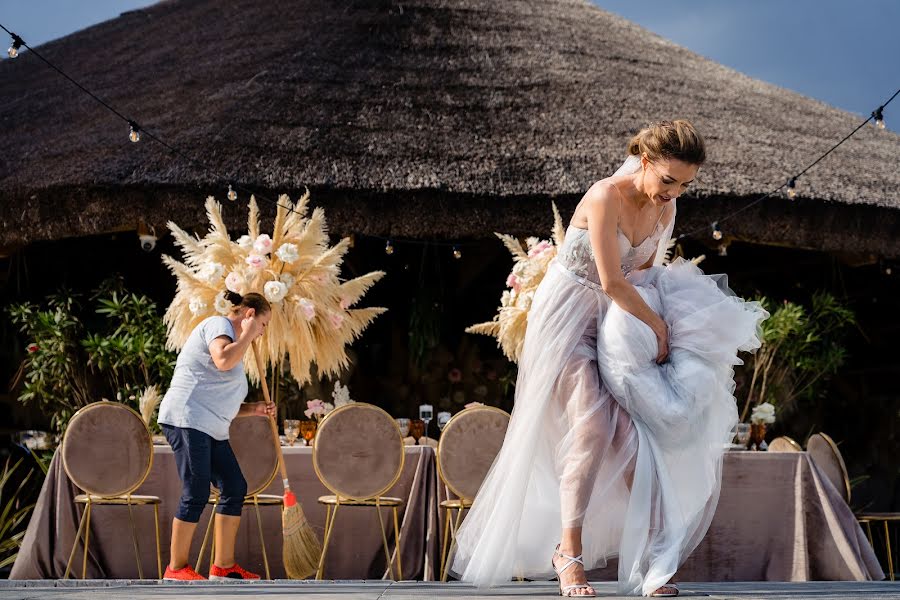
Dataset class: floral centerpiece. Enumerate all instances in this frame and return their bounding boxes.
[749,401,776,449]
[304,381,355,421]
[162,193,386,384]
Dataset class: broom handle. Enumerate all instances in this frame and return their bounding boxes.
[252,342,291,490]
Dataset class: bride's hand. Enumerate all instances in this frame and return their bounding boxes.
[655,323,669,364]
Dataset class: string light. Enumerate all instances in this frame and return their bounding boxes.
[227,184,237,201]
[128,121,141,143]
[718,243,729,257]
[1,17,897,251]
[872,106,886,130]
[452,245,462,259]
[7,33,22,59]
[786,178,797,199]
[385,240,395,255]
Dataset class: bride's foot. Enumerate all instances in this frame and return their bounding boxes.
[650,581,679,597]
[551,545,596,597]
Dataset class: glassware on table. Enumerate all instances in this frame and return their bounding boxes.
[300,420,318,447]
[409,419,425,444]
[396,418,410,438]
[735,423,751,448]
[283,419,300,447]
[419,404,433,440]
[437,411,452,433]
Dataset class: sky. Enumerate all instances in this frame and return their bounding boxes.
[1,1,898,129]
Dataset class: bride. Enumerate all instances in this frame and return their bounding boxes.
[449,120,767,597]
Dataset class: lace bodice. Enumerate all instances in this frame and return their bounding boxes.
[557,221,667,284]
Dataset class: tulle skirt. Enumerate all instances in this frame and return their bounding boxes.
[449,258,768,596]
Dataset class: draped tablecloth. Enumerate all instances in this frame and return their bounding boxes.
[11,445,440,580]
[12,448,882,581]
[584,452,884,582]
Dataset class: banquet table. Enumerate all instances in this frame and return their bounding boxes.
[12,447,883,581]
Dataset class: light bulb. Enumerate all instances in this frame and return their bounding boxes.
[873,107,886,130]
[7,35,22,59]
[227,184,237,201]
[711,222,723,241]
[452,246,462,259]
[128,122,141,143]
[718,243,728,257]
[385,240,394,255]
[786,178,797,200]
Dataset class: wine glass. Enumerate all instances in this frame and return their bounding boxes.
[735,423,751,448]
[409,419,425,444]
[396,418,410,438]
[300,420,318,447]
[284,419,300,447]
[437,411,452,435]
[419,404,433,441]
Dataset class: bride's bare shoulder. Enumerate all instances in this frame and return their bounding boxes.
[583,176,625,208]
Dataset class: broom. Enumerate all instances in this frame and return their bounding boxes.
[252,342,322,579]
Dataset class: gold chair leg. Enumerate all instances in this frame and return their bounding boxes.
[197,499,218,573]
[440,508,452,582]
[441,506,465,582]
[392,506,403,581]
[865,521,874,548]
[81,500,93,579]
[884,520,894,582]
[375,498,394,580]
[317,502,338,580]
[154,504,162,579]
[64,502,90,579]
[253,497,271,580]
[126,498,145,579]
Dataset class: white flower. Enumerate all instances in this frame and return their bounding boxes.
[275,243,300,264]
[245,253,268,271]
[280,273,296,289]
[197,262,224,283]
[332,381,354,407]
[750,402,776,425]
[237,235,253,249]
[500,290,512,307]
[298,298,316,320]
[214,291,233,315]
[253,234,273,255]
[520,290,535,310]
[189,297,207,316]
[225,272,245,294]
[264,280,288,303]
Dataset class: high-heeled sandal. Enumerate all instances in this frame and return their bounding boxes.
[650,582,679,597]
[551,544,596,597]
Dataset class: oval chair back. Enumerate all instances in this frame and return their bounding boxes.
[768,436,802,453]
[808,432,851,504]
[228,416,280,497]
[437,405,510,502]
[313,403,404,500]
[61,401,153,497]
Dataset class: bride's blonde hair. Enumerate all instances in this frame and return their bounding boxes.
[628,120,706,165]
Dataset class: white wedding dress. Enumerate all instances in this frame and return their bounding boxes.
[449,157,768,596]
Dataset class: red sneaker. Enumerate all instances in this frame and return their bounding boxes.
[209,563,261,581]
[163,564,206,581]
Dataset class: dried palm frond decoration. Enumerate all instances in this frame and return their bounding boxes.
[138,385,162,427]
[465,203,566,363]
[466,203,692,363]
[162,193,386,384]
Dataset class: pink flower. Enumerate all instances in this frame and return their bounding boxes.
[245,254,267,271]
[304,399,326,419]
[328,311,345,330]
[253,234,273,255]
[26,343,39,353]
[448,368,462,383]
[506,273,520,292]
[225,272,245,294]
[528,240,553,257]
[298,298,316,320]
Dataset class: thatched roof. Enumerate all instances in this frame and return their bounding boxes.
[1,0,899,256]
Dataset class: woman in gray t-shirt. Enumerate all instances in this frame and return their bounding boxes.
[158,291,274,581]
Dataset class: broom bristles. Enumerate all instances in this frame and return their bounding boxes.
[282,501,322,579]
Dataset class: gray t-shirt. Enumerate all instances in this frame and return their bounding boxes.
[158,316,248,440]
